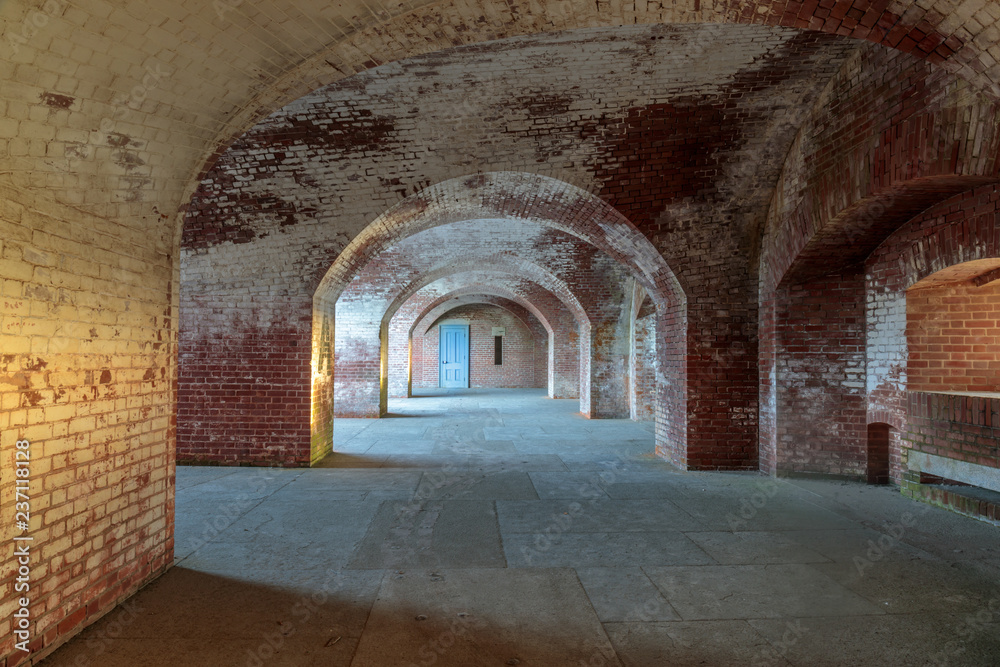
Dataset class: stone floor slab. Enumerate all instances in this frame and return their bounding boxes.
[347,500,506,569]
[685,531,832,565]
[575,567,681,622]
[780,527,938,563]
[643,564,883,620]
[605,621,791,667]
[497,498,703,533]
[412,470,539,500]
[350,568,621,667]
[811,557,1000,615]
[528,471,613,500]
[272,469,422,494]
[505,532,714,568]
[750,613,1000,666]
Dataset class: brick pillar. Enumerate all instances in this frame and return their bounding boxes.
[549,313,579,399]
[773,268,867,478]
[588,316,631,419]
[333,317,384,418]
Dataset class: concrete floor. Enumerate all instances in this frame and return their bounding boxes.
[42,389,1000,666]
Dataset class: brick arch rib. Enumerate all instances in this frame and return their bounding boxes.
[414,293,554,339]
[193,0,1000,193]
[378,266,590,414]
[313,172,687,465]
[404,288,567,399]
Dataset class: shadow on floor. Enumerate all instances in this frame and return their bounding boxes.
[39,566,620,667]
[312,453,416,469]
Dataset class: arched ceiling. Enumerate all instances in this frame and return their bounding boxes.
[336,218,629,326]
[308,172,682,311]
[908,258,1000,290]
[194,24,856,294]
[4,0,999,231]
[388,269,579,333]
[383,265,590,326]
[418,296,545,338]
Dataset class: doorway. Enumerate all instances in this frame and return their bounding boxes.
[439,324,470,387]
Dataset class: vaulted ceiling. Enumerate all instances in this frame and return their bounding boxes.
[4,0,1000,235]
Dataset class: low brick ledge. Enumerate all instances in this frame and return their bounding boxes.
[901,471,1000,526]
[907,390,1000,428]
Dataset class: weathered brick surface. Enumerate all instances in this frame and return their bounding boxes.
[866,183,1000,482]
[411,303,543,390]
[905,392,1000,472]
[177,312,312,465]
[774,268,867,478]
[5,2,1000,227]
[759,37,1000,478]
[0,190,174,663]
[761,41,999,294]
[5,2,1000,663]
[629,284,657,422]
[901,470,1000,524]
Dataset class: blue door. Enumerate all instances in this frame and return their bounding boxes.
[439,325,469,388]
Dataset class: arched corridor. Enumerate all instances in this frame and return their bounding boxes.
[5,0,1000,663]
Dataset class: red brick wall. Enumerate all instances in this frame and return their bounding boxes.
[760,38,1000,477]
[905,392,1000,472]
[866,184,1000,483]
[0,194,176,665]
[631,310,657,422]
[628,284,657,422]
[414,304,543,389]
[177,306,313,465]
[332,319,384,419]
[907,282,1000,393]
[774,268,868,477]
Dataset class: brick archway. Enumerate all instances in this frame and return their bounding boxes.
[407,296,550,395]
[404,289,575,401]
[334,262,589,418]
[865,184,1000,483]
[195,1,1000,181]
[314,172,682,308]
[397,280,579,403]
[313,172,687,465]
